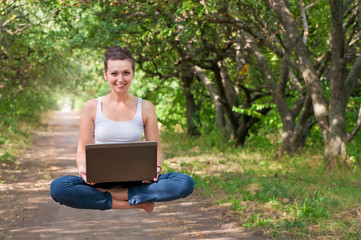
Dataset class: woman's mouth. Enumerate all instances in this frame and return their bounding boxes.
[115,82,126,87]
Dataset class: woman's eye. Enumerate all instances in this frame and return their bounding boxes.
[111,73,118,76]
[124,71,130,75]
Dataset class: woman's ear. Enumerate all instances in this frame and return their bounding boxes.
[103,70,108,80]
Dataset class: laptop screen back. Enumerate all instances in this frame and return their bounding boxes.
[85,141,157,183]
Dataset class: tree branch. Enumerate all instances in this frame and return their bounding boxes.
[346,104,361,142]
[137,60,178,80]
[343,54,361,106]
[315,51,331,77]
[288,70,303,92]
[4,23,31,35]
[348,31,361,47]
[299,0,309,44]
[343,1,360,30]
[194,65,220,104]
[278,51,290,98]
[0,0,17,14]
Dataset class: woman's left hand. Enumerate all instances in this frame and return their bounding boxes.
[142,165,162,183]
[154,165,162,182]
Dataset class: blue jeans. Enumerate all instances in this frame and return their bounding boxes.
[50,172,194,210]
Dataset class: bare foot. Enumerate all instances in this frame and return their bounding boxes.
[137,202,155,213]
[111,199,155,212]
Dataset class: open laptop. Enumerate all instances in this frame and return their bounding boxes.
[85,141,157,183]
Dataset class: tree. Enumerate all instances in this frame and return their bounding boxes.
[267,0,361,166]
[201,0,360,163]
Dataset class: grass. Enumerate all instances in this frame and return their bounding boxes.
[160,130,361,239]
[0,126,32,165]
[0,112,51,182]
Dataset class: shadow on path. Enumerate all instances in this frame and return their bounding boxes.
[0,111,269,240]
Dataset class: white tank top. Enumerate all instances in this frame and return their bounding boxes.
[94,97,144,144]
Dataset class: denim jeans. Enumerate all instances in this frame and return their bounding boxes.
[50,172,194,210]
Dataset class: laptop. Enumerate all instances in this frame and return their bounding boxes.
[85,141,157,183]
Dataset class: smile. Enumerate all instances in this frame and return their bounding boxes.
[115,83,126,87]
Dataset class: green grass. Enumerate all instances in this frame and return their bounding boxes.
[0,116,45,182]
[160,131,361,239]
[0,128,33,165]
[0,152,16,164]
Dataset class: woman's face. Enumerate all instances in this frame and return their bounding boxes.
[103,59,134,93]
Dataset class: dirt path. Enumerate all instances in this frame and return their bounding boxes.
[0,111,269,240]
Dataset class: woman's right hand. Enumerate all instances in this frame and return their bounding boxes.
[79,169,95,185]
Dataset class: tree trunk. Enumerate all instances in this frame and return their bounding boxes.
[325,0,347,163]
[212,64,240,136]
[180,64,200,136]
[218,60,239,107]
[324,137,347,168]
[235,119,249,146]
[194,65,226,130]
[290,94,315,153]
[218,60,239,136]
[235,114,270,146]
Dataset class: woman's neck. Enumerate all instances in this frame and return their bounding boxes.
[107,91,133,103]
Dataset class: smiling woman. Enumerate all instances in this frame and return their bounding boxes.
[103,46,135,95]
[50,46,194,212]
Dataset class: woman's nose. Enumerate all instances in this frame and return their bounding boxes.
[116,74,124,80]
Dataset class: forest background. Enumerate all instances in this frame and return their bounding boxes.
[1,0,361,239]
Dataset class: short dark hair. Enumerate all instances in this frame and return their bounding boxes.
[104,46,135,72]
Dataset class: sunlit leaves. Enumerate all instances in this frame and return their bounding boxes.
[233,103,276,119]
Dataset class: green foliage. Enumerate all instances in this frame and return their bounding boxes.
[0,152,15,164]
[130,73,188,130]
[345,97,361,167]
[233,103,276,119]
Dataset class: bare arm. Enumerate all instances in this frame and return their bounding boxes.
[142,100,163,180]
[76,99,97,183]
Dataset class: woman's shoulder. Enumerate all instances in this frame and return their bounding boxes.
[141,99,155,111]
[141,98,157,122]
[141,99,158,126]
[83,98,98,110]
[81,98,99,118]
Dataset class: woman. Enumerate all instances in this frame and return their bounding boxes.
[50,46,194,213]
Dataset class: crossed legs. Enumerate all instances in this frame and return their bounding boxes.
[50,173,194,212]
